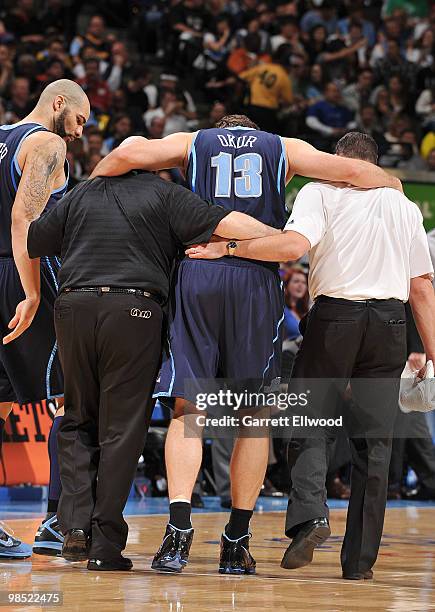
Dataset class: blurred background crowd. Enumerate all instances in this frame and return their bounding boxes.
[1,0,435,506]
[0,0,435,183]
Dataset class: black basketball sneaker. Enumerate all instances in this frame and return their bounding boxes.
[151,524,194,572]
[219,532,256,575]
[33,515,64,556]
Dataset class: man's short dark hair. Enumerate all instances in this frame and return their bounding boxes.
[215,115,259,130]
[335,132,378,164]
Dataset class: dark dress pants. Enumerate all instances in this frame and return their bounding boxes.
[55,291,162,559]
[285,297,407,575]
[390,409,435,492]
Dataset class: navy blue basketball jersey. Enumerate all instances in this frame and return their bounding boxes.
[0,123,69,257]
[187,127,287,229]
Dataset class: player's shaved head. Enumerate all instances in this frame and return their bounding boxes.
[215,114,259,130]
[32,79,90,142]
[37,79,89,114]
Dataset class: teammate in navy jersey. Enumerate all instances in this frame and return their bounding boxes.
[92,115,402,574]
[0,80,89,559]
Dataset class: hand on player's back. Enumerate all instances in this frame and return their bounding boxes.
[186,240,227,259]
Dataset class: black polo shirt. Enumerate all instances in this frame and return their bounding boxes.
[28,173,230,301]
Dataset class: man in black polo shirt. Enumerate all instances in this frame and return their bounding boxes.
[27,171,279,572]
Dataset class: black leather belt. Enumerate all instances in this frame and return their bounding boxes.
[316,295,403,305]
[62,286,164,305]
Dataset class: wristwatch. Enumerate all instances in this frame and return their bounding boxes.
[226,241,238,256]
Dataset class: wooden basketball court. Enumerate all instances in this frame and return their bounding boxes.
[3,507,435,611]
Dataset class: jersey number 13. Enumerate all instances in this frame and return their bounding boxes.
[211,152,263,198]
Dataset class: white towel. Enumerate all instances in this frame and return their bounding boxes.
[399,360,435,413]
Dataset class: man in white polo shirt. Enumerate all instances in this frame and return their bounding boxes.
[186,132,435,580]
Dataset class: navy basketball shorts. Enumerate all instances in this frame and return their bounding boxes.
[154,257,284,404]
[0,255,63,404]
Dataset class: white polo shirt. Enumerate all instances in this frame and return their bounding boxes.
[285,182,434,301]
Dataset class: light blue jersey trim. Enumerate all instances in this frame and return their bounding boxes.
[46,341,58,400]
[12,126,46,177]
[44,256,59,291]
[44,256,60,399]
[189,132,198,193]
[0,122,45,130]
[261,306,285,387]
[51,159,69,194]
[6,124,67,197]
[9,125,43,190]
[277,136,287,194]
[153,340,176,398]
[225,126,256,130]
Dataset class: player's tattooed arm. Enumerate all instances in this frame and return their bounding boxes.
[18,136,66,221]
[4,134,66,345]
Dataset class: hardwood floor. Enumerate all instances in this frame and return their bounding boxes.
[2,508,435,611]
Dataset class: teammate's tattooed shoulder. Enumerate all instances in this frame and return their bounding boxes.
[20,135,66,221]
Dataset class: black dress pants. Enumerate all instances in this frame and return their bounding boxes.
[285,297,407,575]
[390,409,435,492]
[55,291,162,559]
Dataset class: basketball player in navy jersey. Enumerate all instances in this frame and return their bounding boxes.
[92,115,402,574]
[0,80,89,559]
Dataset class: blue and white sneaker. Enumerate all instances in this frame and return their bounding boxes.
[0,522,32,559]
[33,515,64,556]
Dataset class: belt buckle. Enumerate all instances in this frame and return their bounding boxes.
[101,287,110,293]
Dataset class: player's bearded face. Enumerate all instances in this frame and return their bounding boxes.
[54,108,74,141]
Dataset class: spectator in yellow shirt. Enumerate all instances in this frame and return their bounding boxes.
[239,44,293,133]
[421,131,435,159]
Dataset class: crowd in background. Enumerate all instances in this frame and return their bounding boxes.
[1,0,435,502]
[0,0,434,183]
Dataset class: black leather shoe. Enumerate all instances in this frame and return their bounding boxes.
[281,518,330,570]
[62,529,89,562]
[219,533,256,575]
[151,524,194,573]
[343,569,373,580]
[87,556,132,571]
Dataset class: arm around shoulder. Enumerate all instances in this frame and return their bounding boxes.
[284,138,403,191]
[90,132,193,177]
